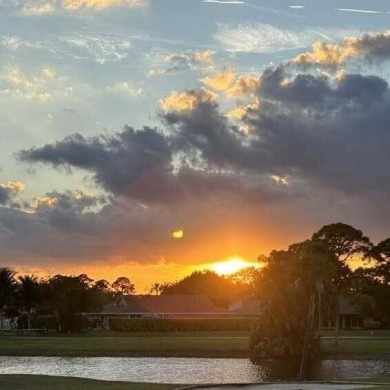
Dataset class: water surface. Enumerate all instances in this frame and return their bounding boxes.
[0,357,389,384]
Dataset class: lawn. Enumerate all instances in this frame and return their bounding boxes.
[0,333,249,357]
[321,338,390,356]
[0,375,182,390]
[1,330,390,358]
[320,329,390,338]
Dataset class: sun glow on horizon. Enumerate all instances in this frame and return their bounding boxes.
[211,257,258,275]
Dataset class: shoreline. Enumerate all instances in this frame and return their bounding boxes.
[0,375,389,390]
[1,351,390,360]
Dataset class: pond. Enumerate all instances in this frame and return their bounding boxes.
[0,357,389,384]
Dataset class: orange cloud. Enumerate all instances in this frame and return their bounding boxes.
[293,31,390,67]
[193,50,215,66]
[61,0,144,10]
[22,3,56,14]
[226,74,259,97]
[1,181,26,193]
[202,68,236,91]
[161,88,217,112]
[226,106,247,119]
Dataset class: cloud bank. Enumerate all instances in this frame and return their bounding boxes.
[3,31,390,267]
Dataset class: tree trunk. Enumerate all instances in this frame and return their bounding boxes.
[0,310,3,329]
[334,297,340,348]
[298,293,316,380]
[27,311,31,330]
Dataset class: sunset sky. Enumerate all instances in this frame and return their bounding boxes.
[2,0,390,291]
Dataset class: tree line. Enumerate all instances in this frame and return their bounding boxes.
[0,273,135,332]
[0,266,254,333]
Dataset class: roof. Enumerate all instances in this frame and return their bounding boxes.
[102,295,148,314]
[230,299,262,316]
[101,294,226,315]
[339,296,360,315]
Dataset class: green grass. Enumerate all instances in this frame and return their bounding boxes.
[0,334,249,357]
[1,329,390,358]
[0,375,181,390]
[321,338,390,355]
[320,329,390,337]
[52,330,250,338]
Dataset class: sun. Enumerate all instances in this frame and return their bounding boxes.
[212,257,254,276]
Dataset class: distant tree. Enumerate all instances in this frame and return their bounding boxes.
[351,238,390,324]
[312,223,372,263]
[160,270,249,308]
[94,279,111,293]
[0,267,16,328]
[227,267,260,297]
[372,238,390,284]
[46,274,104,333]
[112,277,135,296]
[17,275,41,330]
[150,283,162,295]
[77,274,94,287]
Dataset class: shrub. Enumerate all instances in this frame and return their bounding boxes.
[108,317,253,332]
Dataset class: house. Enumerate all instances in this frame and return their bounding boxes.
[85,294,230,328]
[228,299,262,317]
[322,296,364,330]
[338,296,363,329]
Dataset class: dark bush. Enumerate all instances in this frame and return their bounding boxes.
[108,317,253,332]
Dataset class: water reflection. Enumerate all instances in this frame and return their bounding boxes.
[0,357,389,384]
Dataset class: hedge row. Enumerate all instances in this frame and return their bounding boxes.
[108,317,254,332]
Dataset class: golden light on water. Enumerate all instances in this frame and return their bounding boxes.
[212,257,256,275]
[172,229,184,239]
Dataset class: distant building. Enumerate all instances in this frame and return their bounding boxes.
[322,296,364,330]
[228,299,262,317]
[85,294,231,328]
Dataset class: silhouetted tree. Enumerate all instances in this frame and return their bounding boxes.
[17,275,41,329]
[0,267,16,328]
[112,277,135,296]
[45,274,104,333]
[160,270,250,308]
[150,283,162,295]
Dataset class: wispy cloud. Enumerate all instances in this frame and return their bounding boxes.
[0,66,70,101]
[214,23,357,53]
[203,0,244,4]
[0,33,132,64]
[149,50,214,76]
[337,8,385,15]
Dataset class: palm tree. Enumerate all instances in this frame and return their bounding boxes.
[17,275,41,330]
[150,283,161,295]
[0,267,16,328]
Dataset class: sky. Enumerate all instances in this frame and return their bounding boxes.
[2,0,390,292]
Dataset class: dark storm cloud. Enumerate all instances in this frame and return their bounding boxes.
[259,66,388,110]
[163,100,244,167]
[0,187,12,205]
[18,126,172,196]
[18,66,390,198]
